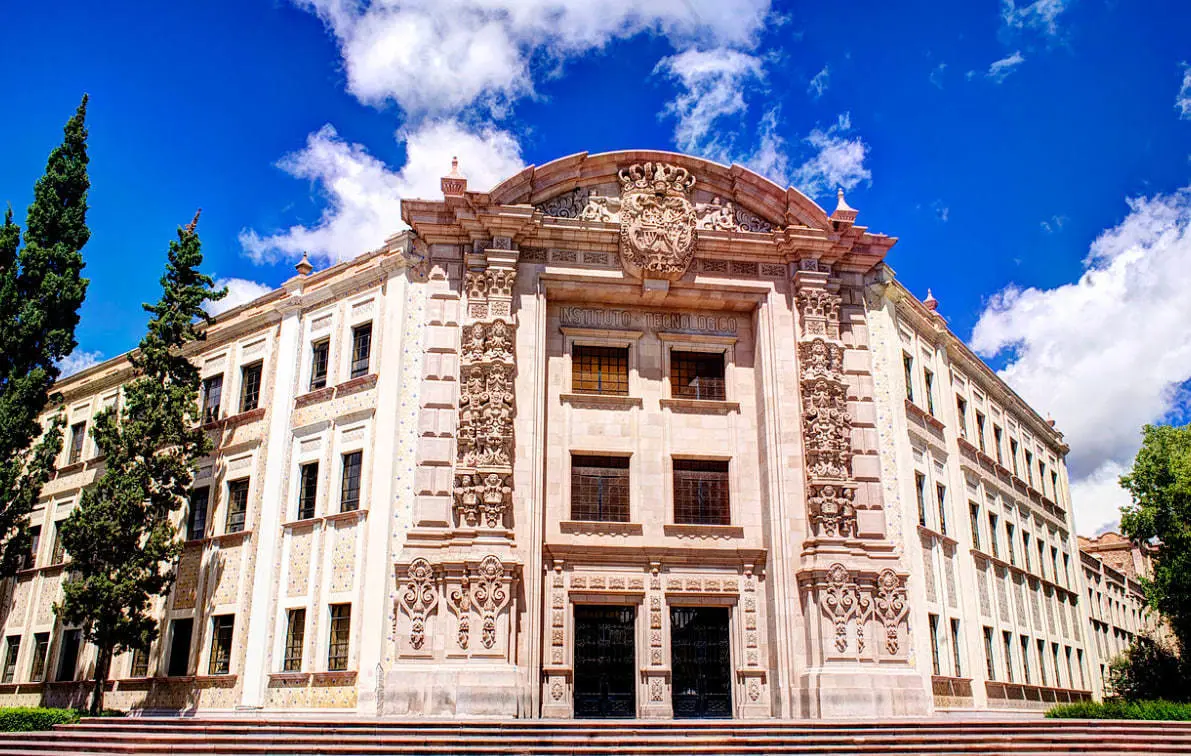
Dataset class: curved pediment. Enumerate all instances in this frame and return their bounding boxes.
[488,150,831,232]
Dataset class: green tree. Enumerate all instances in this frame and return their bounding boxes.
[1120,422,1191,657]
[57,213,225,714]
[0,96,91,575]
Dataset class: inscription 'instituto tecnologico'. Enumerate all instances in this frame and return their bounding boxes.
[559,307,739,335]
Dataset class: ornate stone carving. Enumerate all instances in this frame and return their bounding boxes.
[807,484,857,539]
[400,559,438,651]
[874,569,909,654]
[472,555,510,649]
[617,162,698,280]
[536,186,619,222]
[448,575,472,649]
[823,564,861,653]
[697,197,775,233]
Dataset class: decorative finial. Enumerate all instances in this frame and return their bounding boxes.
[923,288,939,311]
[442,156,468,197]
[830,188,858,226]
[295,251,313,277]
[1047,412,1056,428]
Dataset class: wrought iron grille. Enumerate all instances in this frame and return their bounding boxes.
[670,606,732,718]
[670,351,725,401]
[673,459,730,525]
[573,605,636,718]
[570,456,630,522]
[572,345,629,395]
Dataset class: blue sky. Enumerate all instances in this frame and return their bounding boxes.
[3,0,1190,534]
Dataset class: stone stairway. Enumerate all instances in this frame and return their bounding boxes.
[0,717,1188,755]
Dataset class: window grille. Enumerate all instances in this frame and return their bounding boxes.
[670,351,725,401]
[570,456,630,522]
[350,324,372,379]
[572,345,628,395]
[673,459,730,525]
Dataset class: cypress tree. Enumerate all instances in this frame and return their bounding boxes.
[0,96,91,575]
[57,213,225,714]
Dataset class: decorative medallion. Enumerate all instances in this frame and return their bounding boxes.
[617,162,698,280]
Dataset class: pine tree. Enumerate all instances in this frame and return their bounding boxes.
[57,213,225,714]
[0,96,91,576]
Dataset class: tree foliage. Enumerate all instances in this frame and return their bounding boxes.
[1107,635,1188,702]
[57,214,224,714]
[1119,422,1191,657]
[0,97,91,575]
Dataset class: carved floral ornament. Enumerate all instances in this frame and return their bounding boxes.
[818,564,910,657]
[401,556,511,652]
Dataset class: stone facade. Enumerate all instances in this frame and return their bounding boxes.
[0,151,1119,718]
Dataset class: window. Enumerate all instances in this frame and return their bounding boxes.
[1002,631,1015,683]
[283,609,306,672]
[1052,643,1063,687]
[975,411,987,452]
[298,462,319,520]
[226,479,249,533]
[928,614,941,676]
[966,504,981,550]
[1037,639,1048,686]
[570,455,630,522]
[670,351,725,401]
[915,472,927,527]
[239,362,262,412]
[1025,450,1035,486]
[24,525,40,569]
[950,619,962,677]
[993,425,1004,464]
[67,421,86,464]
[57,629,81,682]
[309,339,330,390]
[50,521,66,565]
[1020,636,1031,684]
[1006,523,1017,566]
[988,514,1000,558]
[673,459,730,525]
[923,368,936,415]
[167,618,193,677]
[340,452,362,513]
[572,345,629,396]
[983,627,997,681]
[29,633,49,682]
[903,353,914,402]
[1010,439,1020,475]
[1051,470,1060,501]
[1039,461,1049,495]
[1065,647,1075,689]
[1022,531,1032,572]
[130,645,150,678]
[328,604,351,672]
[1077,649,1086,688]
[209,615,235,675]
[187,487,209,541]
[201,375,223,424]
[350,323,372,379]
[2,636,20,683]
[955,396,968,438]
[936,483,948,535]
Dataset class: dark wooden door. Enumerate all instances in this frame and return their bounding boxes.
[573,605,637,718]
[670,606,732,718]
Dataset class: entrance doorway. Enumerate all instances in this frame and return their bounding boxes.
[670,606,732,718]
[573,604,637,718]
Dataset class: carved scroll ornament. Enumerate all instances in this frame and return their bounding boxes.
[400,559,438,651]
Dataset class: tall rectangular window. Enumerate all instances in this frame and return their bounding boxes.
[1036,639,1048,686]
[309,339,330,390]
[1006,523,1017,566]
[1022,531,1032,572]
[29,633,49,682]
[903,353,914,402]
[209,615,235,675]
[1025,450,1035,486]
[993,425,1004,464]
[928,614,941,676]
[1010,439,1020,475]
[226,479,249,533]
[167,618,193,677]
[130,645,150,678]
[239,362,263,412]
[955,396,968,438]
[969,504,982,550]
[2,636,20,683]
[57,629,81,682]
[923,368,936,416]
[24,525,40,569]
[1065,646,1075,689]
[570,455,630,522]
[1051,471,1060,501]
[975,411,987,452]
[670,351,725,401]
[1002,631,1015,683]
[298,463,319,520]
[283,609,306,672]
[327,604,351,672]
[340,452,362,513]
[988,514,1000,558]
[350,323,372,379]
[187,487,209,541]
[673,459,730,525]
[572,345,629,396]
[50,521,66,565]
[1020,636,1031,684]
[67,422,86,464]
[950,619,962,677]
[983,627,996,681]
[201,375,223,424]
[1077,649,1086,689]
[1052,643,1063,687]
[915,472,927,527]
[936,483,948,535]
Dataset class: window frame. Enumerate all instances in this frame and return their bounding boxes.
[187,486,210,541]
[2,636,20,684]
[283,608,306,673]
[67,421,86,465]
[349,322,373,380]
[327,604,351,672]
[201,374,224,424]
[671,458,731,526]
[208,615,235,676]
[309,338,330,391]
[239,361,263,413]
[225,478,250,534]
[167,618,194,677]
[571,343,630,396]
[297,462,319,521]
[340,451,363,513]
[569,454,631,523]
[29,633,49,683]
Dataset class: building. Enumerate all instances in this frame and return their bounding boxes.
[0,151,1121,719]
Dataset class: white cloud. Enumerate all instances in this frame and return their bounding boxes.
[970,185,1191,535]
[56,350,103,378]
[656,48,765,163]
[986,51,1025,83]
[1040,214,1067,233]
[296,0,773,118]
[790,113,872,199]
[932,201,950,222]
[808,65,830,99]
[241,120,524,265]
[930,63,947,89]
[1177,62,1191,120]
[205,278,275,316]
[1001,0,1069,38]
[1069,461,1132,536]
